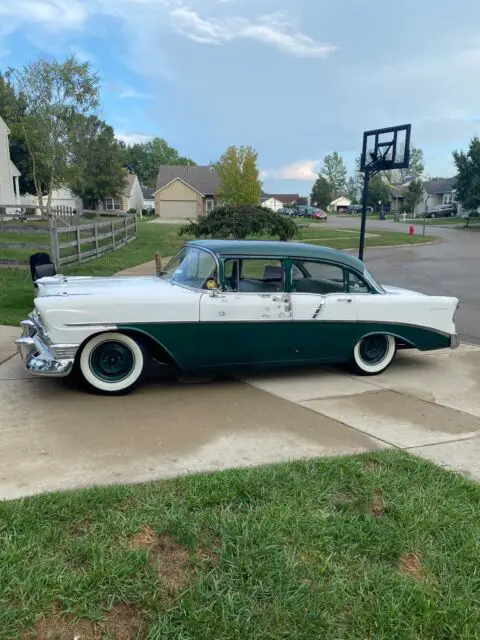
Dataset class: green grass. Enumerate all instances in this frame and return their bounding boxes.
[1,450,479,639]
[0,222,435,326]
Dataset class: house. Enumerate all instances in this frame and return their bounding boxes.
[0,115,21,207]
[153,165,220,219]
[329,195,351,212]
[389,177,460,215]
[102,173,144,213]
[420,178,458,214]
[21,187,83,212]
[142,185,155,212]
[261,193,300,212]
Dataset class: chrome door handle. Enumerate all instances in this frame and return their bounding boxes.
[337,298,352,303]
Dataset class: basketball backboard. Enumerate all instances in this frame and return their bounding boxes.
[360,124,411,172]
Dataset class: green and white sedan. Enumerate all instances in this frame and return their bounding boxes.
[16,240,460,394]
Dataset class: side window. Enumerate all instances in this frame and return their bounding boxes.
[291,261,346,294]
[347,271,371,294]
[224,259,284,293]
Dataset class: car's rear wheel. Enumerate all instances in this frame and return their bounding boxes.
[349,334,396,376]
[78,332,147,394]
[430,212,436,218]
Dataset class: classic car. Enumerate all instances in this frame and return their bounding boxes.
[16,240,459,395]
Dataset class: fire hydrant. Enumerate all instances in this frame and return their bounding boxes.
[409,225,415,236]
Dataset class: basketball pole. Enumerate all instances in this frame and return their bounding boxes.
[359,169,370,262]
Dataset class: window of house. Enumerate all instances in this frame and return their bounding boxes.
[105,197,123,210]
[223,259,284,293]
[205,199,215,214]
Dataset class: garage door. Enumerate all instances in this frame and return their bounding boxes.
[161,200,197,219]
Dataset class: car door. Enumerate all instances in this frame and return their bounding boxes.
[289,260,359,362]
[199,257,294,366]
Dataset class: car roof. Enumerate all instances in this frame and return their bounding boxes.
[187,239,364,271]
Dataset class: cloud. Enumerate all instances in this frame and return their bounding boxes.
[117,88,154,100]
[0,0,88,31]
[169,8,337,57]
[261,160,320,181]
[116,131,154,145]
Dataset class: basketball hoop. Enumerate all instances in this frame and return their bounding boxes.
[358,124,412,261]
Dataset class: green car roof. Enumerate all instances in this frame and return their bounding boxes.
[187,239,364,271]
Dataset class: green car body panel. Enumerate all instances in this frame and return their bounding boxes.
[117,321,451,372]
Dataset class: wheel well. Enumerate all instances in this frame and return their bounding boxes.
[75,330,177,367]
[118,329,177,366]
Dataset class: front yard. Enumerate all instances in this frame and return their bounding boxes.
[1,450,479,639]
[0,221,435,326]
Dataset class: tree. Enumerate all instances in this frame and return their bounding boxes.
[214,145,262,205]
[0,72,40,195]
[180,204,296,241]
[122,137,195,187]
[310,175,332,209]
[6,55,100,215]
[453,136,480,224]
[384,146,425,184]
[404,179,424,213]
[321,152,347,196]
[346,176,359,204]
[296,196,308,206]
[69,115,126,209]
[365,175,390,209]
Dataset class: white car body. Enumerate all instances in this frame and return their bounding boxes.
[16,240,459,393]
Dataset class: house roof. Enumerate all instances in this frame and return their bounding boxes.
[330,196,351,206]
[122,173,138,196]
[0,115,10,135]
[262,193,300,204]
[155,165,220,195]
[187,239,363,271]
[9,160,20,177]
[390,185,407,198]
[142,185,155,199]
[423,178,457,195]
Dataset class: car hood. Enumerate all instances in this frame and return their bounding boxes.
[381,284,425,296]
[35,274,184,298]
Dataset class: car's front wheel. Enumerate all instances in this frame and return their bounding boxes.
[349,334,396,376]
[78,332,147,394]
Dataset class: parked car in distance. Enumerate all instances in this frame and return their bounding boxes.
[277,208,295,216]
[427,204,457,218]
[310,210,328,221]
[16,240,460,395]
[294,206,325,218]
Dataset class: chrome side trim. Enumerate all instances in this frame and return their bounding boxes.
[64,322,117,328]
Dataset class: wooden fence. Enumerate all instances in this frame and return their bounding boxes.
[0,208,137,268]
[53,216,137,267]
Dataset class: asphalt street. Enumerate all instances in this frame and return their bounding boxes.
[327,216,480,345]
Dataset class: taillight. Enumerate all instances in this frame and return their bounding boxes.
[453,303,459,321]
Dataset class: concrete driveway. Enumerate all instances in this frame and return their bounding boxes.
[1,324,480,499]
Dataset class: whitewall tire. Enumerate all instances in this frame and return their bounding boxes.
[350,334,396,376]
[78,332,146,394]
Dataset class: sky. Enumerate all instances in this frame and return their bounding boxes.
[1,0,479,195]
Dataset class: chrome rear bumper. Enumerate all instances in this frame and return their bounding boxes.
[16,317,77,378]
[450,334,460,350]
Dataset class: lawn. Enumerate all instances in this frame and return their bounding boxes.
[0,221,435,326]
[1,450,479,639]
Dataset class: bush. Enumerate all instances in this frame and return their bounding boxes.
[82,211,97,220]
[128,208,137,214]
[179,204,297,241]
[142,209,156,217]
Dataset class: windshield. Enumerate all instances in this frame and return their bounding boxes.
[160,246,217,289]
[363,266,386,293]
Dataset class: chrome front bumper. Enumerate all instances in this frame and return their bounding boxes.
[16,318,77,378]
[450,334,461,350]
